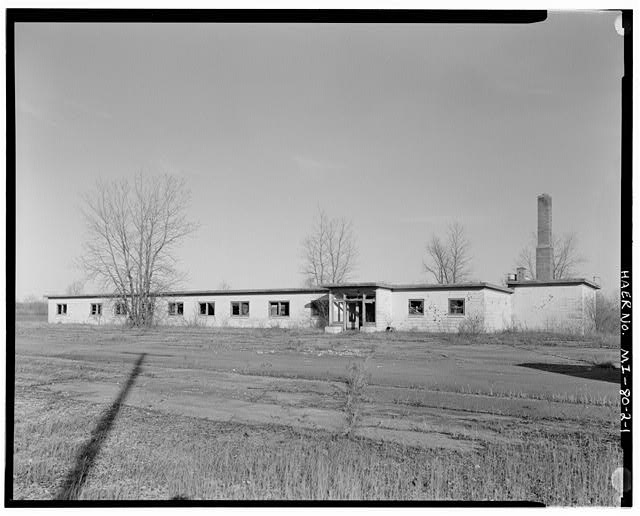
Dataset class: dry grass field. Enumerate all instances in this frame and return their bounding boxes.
[12,318,622,504]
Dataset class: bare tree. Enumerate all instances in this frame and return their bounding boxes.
[65,279,85,296]
[423,235,450,284]
[554,233,585,279]
[516,240,536,280]
[586,290,620,335]
[80,172,198,326]
[516,232,585,280]
[301,208,357,286]
[423,221,472,284]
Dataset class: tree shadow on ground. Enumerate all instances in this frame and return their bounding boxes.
[55,353,146,501]
[517,362,619,384]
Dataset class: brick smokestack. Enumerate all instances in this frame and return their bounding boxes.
[536,193,553,281]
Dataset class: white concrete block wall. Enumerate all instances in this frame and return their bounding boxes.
[581,285,597,334]
[510,284,595,334]
[390,289,486,332]
[49,292,326,329]
[48,297,127,325]
[48,284,596,334]
[374,288,393,330]
[482,290,512,331]
[156,292,324,328]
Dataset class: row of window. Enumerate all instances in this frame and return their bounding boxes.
[57,302,117,316]
[56,299,465,317]
[409,298,465,316]
[56,301,297,318]
[170,301,291,317]
[57,303,104,315]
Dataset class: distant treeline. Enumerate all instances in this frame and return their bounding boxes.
[15,299,47,316]
[592,292,619,335]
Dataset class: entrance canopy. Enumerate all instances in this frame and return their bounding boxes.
[323,284,380,330]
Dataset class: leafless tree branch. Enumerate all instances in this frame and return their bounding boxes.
[65,280,85,296]
[515,231,585,280]
[423,221,472,284]
[301,208,358,286]
[80,172,199,326]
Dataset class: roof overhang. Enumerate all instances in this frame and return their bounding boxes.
[45,287,328,300]
[390,282,513,294]
[46,281,518,299]
[321,282,393,290]
[506,278,600,290]
[323,282,513,294]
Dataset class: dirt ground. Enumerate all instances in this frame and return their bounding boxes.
[14,322,620,445]
[11,320,622,502]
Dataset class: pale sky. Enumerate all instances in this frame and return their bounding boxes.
[14,12,624,300]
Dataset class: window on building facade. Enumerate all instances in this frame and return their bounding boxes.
[114,302,127,315]
[57,303,67,315]
[168,302,184,316]
[310,301,321,317]
[365,301,376,323]
[231,301,250,317]
[90,303,102,316]
[199,302,215,316]
[448,299,465,315]
[408,299,424,315]
[269,301,290,317]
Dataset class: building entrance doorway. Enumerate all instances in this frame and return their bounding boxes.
[327,288,376,332]
[346,301,361,330]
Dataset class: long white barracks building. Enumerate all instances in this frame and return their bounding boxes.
[46,194,599,334]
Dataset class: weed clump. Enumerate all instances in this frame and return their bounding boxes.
[457,315,485,337]
[343,361,370,436]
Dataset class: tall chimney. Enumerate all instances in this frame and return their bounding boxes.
[536,193,553,281]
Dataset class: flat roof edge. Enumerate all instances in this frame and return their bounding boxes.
[321,282,394,289]
[390,282,513,294]
[321,282,512,293]
[45,287,329,299]
[506,278,601,289]
[45,282,519,299]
